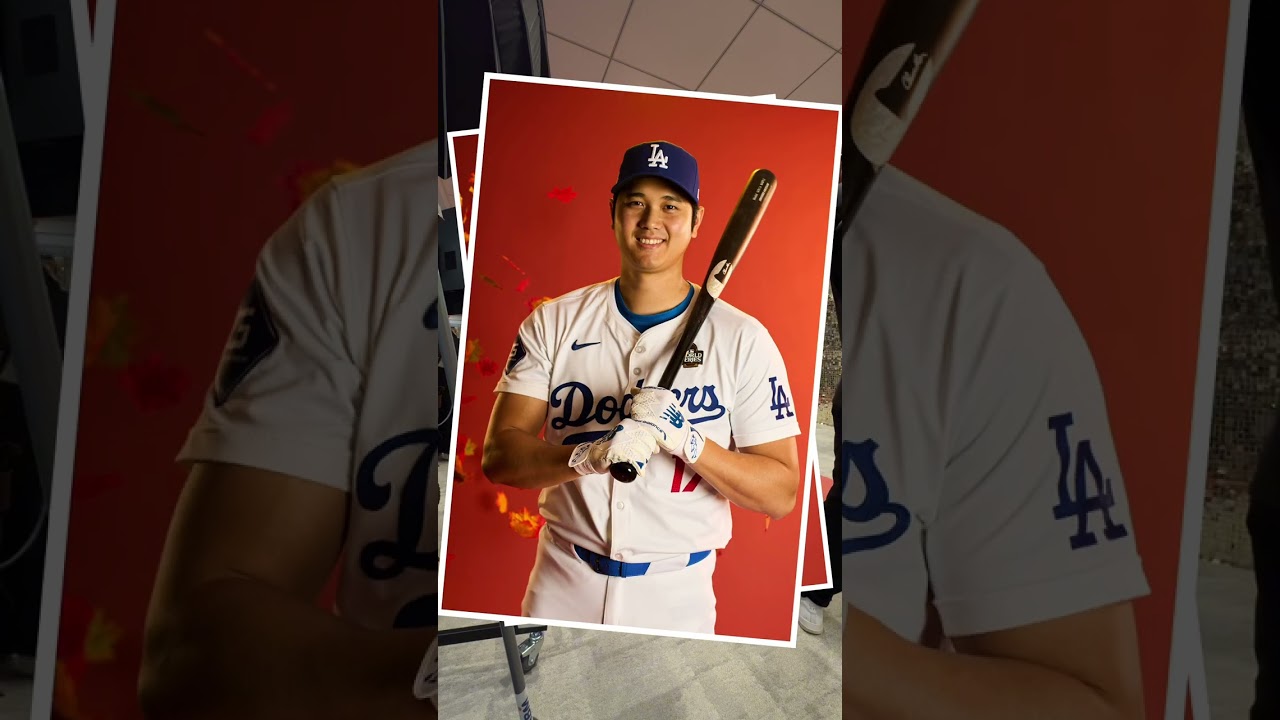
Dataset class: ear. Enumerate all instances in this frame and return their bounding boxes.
[691,205,706,237]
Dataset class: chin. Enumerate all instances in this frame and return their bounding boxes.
[628,250,667,267]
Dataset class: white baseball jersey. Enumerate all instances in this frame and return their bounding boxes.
[178,140,440,633]
[840,166,1150,642]
[496,279,802,557]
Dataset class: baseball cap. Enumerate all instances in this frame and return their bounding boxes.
[611,141,700,205]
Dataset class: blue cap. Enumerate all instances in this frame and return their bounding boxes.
[611,141,699,205]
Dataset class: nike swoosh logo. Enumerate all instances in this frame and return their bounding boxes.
[571,341,602,351]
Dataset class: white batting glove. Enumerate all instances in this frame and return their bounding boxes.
[629,387,705,465]
[569,419,660,478]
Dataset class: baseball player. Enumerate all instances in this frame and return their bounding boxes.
[481,141,803,634]
[838,166,1150,718]
[138,141,440,719]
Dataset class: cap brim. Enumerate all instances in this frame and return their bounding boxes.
[611,173,697,204]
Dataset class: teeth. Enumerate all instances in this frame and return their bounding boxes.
[638,238,663,246]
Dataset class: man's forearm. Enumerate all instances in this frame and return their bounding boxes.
[688,442,797,520]
[482,428,579,490]
[842,607,1135,720]
[140,577,434,720]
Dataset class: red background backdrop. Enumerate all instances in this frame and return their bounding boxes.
[440,79,839,643]
[51,2,436,716]
[844,1,1232,717]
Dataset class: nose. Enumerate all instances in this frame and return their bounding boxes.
[639,204,661,227]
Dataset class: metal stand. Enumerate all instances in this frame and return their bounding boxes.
[439,622,545,718]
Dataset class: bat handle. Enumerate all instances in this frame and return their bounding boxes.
[608,461,638,483]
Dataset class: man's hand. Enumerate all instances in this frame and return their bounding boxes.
[629,387,705,464]
[570,418,661,478]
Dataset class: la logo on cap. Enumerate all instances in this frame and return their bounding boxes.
[647,143,670,169]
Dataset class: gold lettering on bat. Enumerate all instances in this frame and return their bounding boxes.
[901,52,930,91]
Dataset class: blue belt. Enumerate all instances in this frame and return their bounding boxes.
[573,545,712,578]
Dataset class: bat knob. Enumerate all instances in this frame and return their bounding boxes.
[609,462,638,483]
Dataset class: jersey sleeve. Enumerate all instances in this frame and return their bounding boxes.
[926,254,1150,637]
[491,306,555,401]
[729,322,802,448]
[176,182,363,493]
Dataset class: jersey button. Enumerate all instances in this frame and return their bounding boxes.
[636,346,646,353]
[632,368,641,376]
[616,501,625,509]
[614,553,624,561]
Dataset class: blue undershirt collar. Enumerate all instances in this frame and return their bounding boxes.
[615,280,694,333]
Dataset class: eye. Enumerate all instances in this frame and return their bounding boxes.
[664,204,679,211]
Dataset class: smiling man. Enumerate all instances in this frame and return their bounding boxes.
[481,140,802,634]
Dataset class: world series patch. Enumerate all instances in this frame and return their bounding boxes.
[505,336,528,376]
[212,277,279,407]
[682,344,704,368]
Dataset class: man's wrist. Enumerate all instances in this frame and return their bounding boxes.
[569,442,595,475]
[682,427,705,464]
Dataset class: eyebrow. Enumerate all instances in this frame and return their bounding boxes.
[625,192,685,203]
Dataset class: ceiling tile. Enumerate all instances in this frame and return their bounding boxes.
[603,61,680,91]
[543,0,633,56]
[699,8,832,98]
[547,35,610,83]
[787,51,841,105]
[613,0,758,90]
[762,0,841,50]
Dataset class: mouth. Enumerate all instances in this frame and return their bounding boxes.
[635,237,666,247]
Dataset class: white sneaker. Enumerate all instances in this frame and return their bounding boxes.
[799,597,825,635]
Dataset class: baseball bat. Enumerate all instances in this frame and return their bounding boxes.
[835,0,982,241]
[609,168,778,483]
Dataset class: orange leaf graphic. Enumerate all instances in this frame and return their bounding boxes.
[509,507,545,538]
[83,609,122,663]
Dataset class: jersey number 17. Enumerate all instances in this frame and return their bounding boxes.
[671,458,703,493]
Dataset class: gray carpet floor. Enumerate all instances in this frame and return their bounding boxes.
[436,605,843,720]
